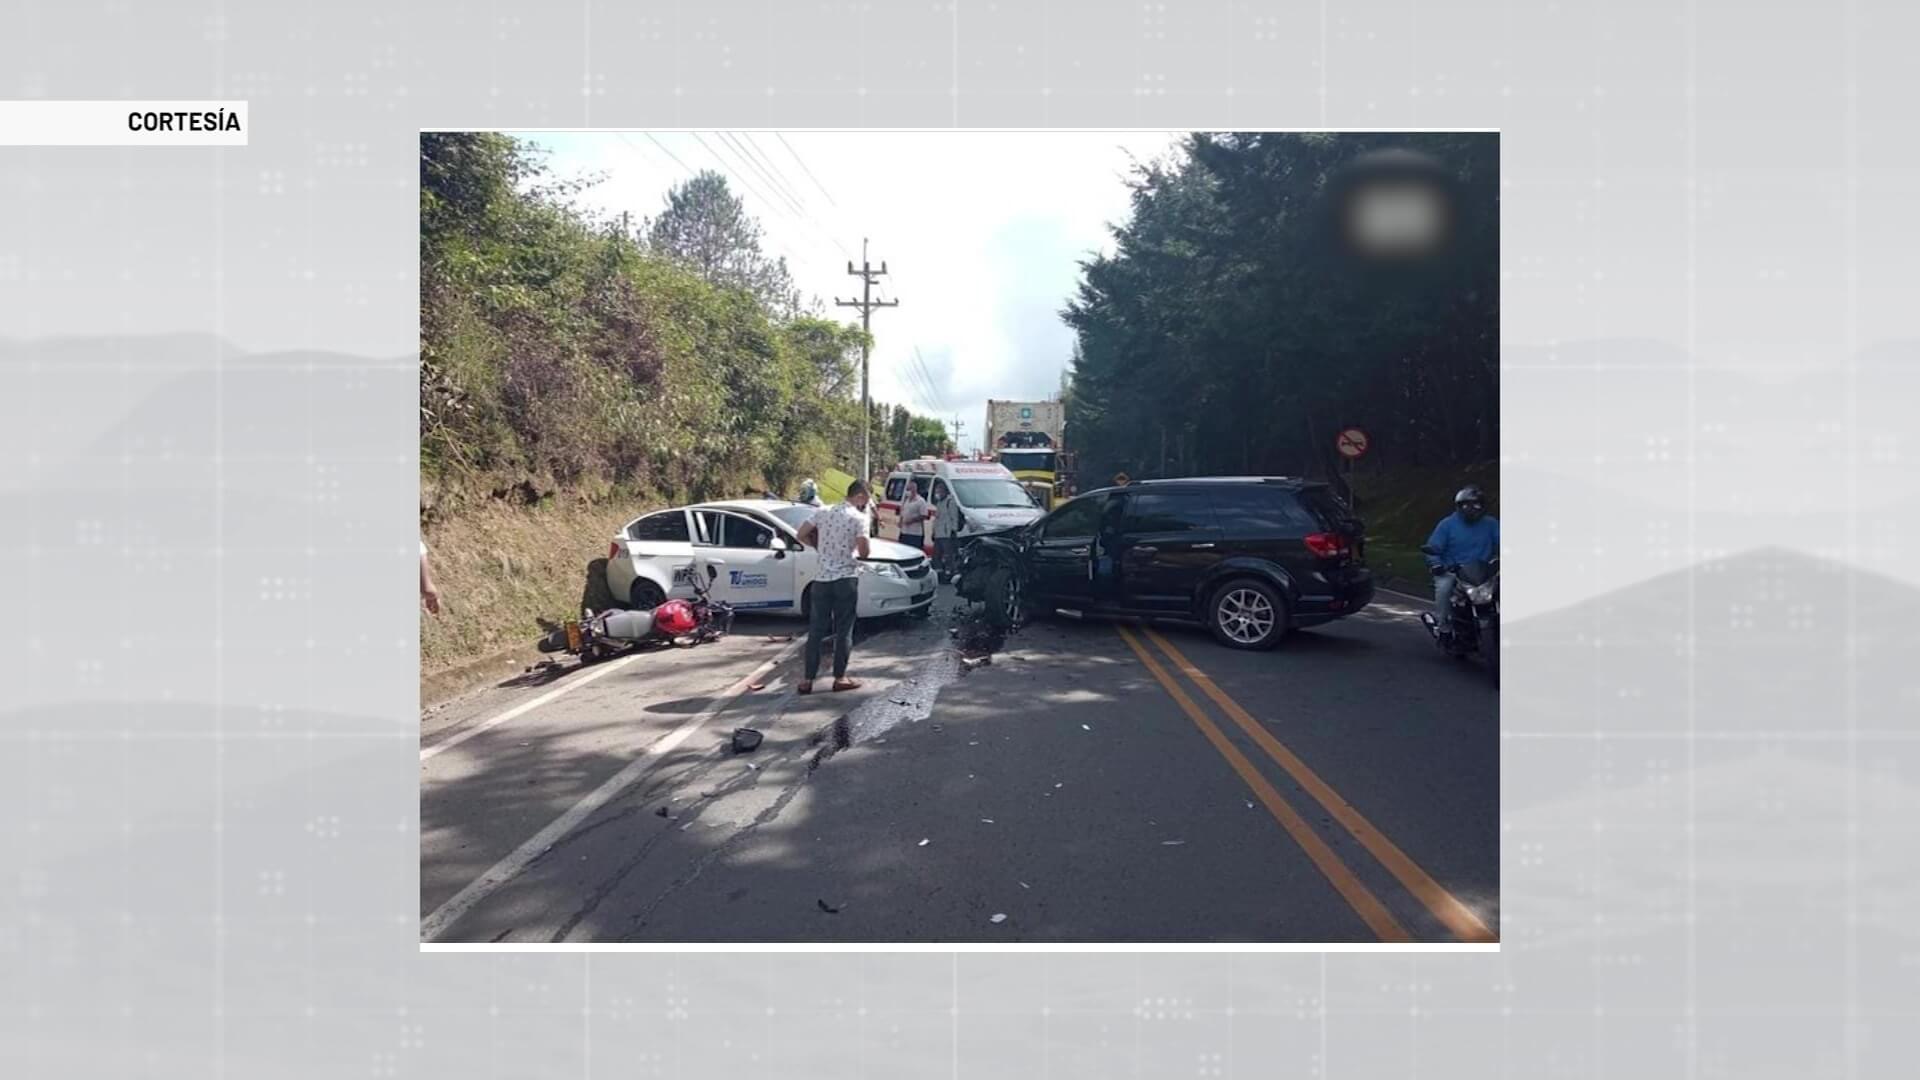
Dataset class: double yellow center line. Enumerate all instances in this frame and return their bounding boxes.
[1115,624,1496,944]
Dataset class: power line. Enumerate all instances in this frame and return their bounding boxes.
[686,132,795,229]
[687,133,854,281]
[717,131,806,217]
[737,132,808,206]
[726,133,857,265]
[680,132,840,281]
[756,133,856,264]
[911,346,949,414]
[899,355,942,418]
[733,133,848,263]
[637,132,694,175]
[620,133,858,313]
[774,132,840,209]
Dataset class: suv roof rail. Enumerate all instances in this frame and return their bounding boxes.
[1133,475,1312,485]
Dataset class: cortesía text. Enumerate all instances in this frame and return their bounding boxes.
[128,108,242,133]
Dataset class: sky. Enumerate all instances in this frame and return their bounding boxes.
[514,130,1183,453]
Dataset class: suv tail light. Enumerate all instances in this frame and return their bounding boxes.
[1303,531,1350,558]
[608,541,621,560]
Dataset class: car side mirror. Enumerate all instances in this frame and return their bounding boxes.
[706,564,719,581]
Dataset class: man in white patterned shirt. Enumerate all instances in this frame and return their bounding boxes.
[793,479,872,693]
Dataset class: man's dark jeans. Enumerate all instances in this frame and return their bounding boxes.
[804,576,860,681]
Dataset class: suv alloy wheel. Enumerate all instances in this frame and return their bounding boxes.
[1207,577,1286,650]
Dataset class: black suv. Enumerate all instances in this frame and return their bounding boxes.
[955,477,1373,649]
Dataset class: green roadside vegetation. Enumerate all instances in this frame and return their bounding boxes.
[418,134,945,677]
[1353,463,1500,590]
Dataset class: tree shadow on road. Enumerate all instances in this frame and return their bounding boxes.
[423,597,1502,945]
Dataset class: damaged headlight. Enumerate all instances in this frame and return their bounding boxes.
[859,561,905,580]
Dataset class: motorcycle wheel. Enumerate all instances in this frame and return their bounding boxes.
[981,566,1022,630]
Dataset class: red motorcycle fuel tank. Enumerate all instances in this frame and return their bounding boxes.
[652,598,698,636]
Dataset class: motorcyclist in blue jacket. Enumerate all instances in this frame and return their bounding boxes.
[1426,485,1499,642]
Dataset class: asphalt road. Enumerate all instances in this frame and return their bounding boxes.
[420,584,1498,944]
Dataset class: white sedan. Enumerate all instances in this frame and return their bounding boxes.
[605,499,936,618]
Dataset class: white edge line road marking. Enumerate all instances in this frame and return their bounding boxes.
[420,654,641,763]
[1375,585,1434,608]
[420,638,805,942]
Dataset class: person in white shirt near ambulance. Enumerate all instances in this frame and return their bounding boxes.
[898,482,933,555]
[930,477,960,580]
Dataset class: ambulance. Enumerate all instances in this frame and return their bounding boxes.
[875,458,1046,548]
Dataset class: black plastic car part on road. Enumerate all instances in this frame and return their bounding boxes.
[973,477,1374,648]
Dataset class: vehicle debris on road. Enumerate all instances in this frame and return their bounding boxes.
[989,913,1008,924]
[731,727,763,753]
[817,899,842,914]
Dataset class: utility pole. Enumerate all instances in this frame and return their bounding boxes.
[835,238,899,483]
[947,416,966,456]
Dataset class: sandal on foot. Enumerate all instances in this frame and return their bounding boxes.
[831,679,862,692]
[796,681,814,695]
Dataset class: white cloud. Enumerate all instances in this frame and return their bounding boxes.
[517,130,1183,452]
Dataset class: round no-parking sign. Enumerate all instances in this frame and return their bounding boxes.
[1335,428,1370,460]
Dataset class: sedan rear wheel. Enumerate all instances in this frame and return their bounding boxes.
[629,579,666,610]
[1208,578,1286,651]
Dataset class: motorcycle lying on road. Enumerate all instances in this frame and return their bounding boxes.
[537,560,735,664]
[1417,544,1499,684]
[952,532,1028,630]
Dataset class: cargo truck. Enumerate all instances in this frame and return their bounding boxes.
[984,399,1075,509]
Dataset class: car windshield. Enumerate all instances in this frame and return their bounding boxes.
[996,450,1057,473]
[952,478,1036,508]
[765,505,817,531]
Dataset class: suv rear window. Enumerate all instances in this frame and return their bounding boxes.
[885,476,908,501]
[1207,487,1321,534]
[1294,487,1356,530]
